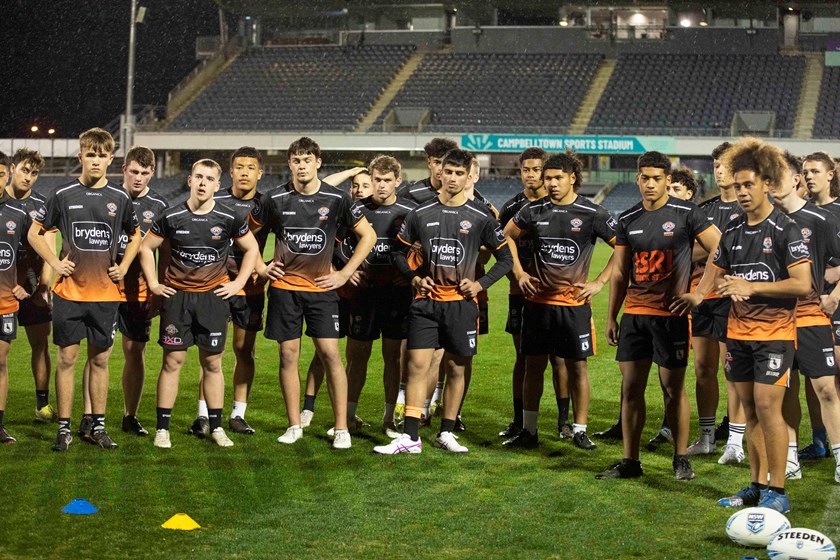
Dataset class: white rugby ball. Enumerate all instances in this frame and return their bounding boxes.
[767,528,836,560]
[726,507,791,548]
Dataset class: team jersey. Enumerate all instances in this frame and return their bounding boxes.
[33,180,139,302]
[615,196,714,316]
[785,202,840,327]
[397,177,437,204]
[692,196,744,296]
[398,198,507,302]
[249,181,366,292]
[0,193,32,314]
[7,189,47,294]
[215,188,269,296]
[117,188,168,302]
[148,201,249,292]
[816,199,840,294]
[512,195,616,306]
[500,191,537,295]
[712,207,810,341]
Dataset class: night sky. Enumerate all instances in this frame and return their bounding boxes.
[0,0,221,138]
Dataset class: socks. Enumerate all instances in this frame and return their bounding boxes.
[91,414,105,432]
[404,404,422,440]
[787,443,799,466]
[699,416,716,443]
[383,403,395,424]
[769,486,786,495]
[422,399,431,418]
[231,400,247,419]
[728,423,746,448]
[36,390,49,410]
[208,408,222,431]
[440,418,456,434]
[431,381,444,404]
[58,418,71,432]
[156,407,172,431]
[523,410,539,435]
[832,444,840,466]
[513,397,523,426]
[0,410,4,425]
[557,397,570,425]
[198,400,209,419]
[303,394,316,412]
[396,384,406,405]
[573,423,586,435]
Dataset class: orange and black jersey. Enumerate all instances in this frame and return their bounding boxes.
[712,207,810,341]
[816,199,840,294]
[215,188,269,296]
[512,196,616,306]
[249,181,366,292]
[500,192,537,294]
[397,198,510,301]
[693,196,745,296]
[7,189,47,294]
[0,193,32,314]
[148,201,249,292]
[397,178,437,204]
[615,196,714,316]
[117,188,168,302]
[33,180,139,303]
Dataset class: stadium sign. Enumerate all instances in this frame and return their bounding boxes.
[461,134,670,154]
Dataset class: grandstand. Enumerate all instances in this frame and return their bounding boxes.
[814,65,840,139]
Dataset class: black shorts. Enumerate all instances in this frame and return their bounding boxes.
[52,295,118,349]
[17,296,51,327]
[793,325,838,378]
[407,298,478,357]
[265,287,341,342]
[691,297,729,342]
[347,286,411,341]
[478,295,489,336]
[159,291,229,352]
[521,302,594,359]
[229,294,265,332]
[616,314,689,369]
[724,338,794,386]
[0,312,17,342]
[118,301,153,343]
[832,306,840,346]
[505,294,525,336]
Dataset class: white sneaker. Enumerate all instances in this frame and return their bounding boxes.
[686,438,717,456]
[300,410,314,428]
[153,429,171,449]
[382,423,401,439]
[718,444,745,465]
[210,427,234,447]
[835,464,840,484]
[373,433,422,455]
[277,425,303,444]
[785,460,802,480]
[434,431,468,453]
[332,429,352,449]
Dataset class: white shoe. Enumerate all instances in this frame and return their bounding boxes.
[718,444,745,465]
[382,423,401,439]
[332,429,352,449]
[300,410,314,428]
[210,427,234,447]
[434,431,468,453]
[373,433,422,455]
[153,429,171,449]
[786,460,802,480]
[686,438,717,456]
[277,425,303,444]
[835,464,840,484]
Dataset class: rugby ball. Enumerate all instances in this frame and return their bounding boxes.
[767,528,836,560]
[726,507,791,547]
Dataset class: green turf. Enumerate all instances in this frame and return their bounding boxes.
[0,242,836,559]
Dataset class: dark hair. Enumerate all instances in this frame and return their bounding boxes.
[782,151,801,174]
[669,169,698,201]
[424,138,458,159]
[0,151,10,168]
[637,151,671,172]
[231,146,263,168]
[124,146,155,169]
[803,151,840,198]
[287,137,321,160]
[724,138,786,188]
[79,127,115,153]
[440,148,473,171]
[518,148,547,165]
[543,151,583,192]
[711,142,732,161]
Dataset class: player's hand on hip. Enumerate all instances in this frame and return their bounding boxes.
[108,265,127,282]
[575,280,604,303]
[53,257,75,277]
[11,285,29,301]
[349,270,368,288]
[411,276,434,297]
[719,275,752,301]
[214,281,242,300]
[820,294,839,317]
[260,260,284,281]
[149,282,176,298]
[315,270,348,291]
[458,279,483,299]
[516,274,540,297]
[668,292,702,316]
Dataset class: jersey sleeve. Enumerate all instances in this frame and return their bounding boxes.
[33,194,60,231]
[511,204,532,233]
[249,195,272,228]
[688,205,713,239]
[481,215,508,250]
[231,215,249,239]
[824,212,840,267]
[149,213,169,239]
[614,216,628,247]
[345,199,365,228]
[782,222,810,268]
[397,209,418,246]
[121,198,140,236]
[594,207,618,243]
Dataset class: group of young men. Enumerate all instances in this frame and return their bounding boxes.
[1,128,839,514]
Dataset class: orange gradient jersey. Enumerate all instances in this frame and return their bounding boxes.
[117,189,167,302]
[0,196,32,314]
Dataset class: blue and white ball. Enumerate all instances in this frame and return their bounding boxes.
[726,507,791,548]
[767,528,836,560]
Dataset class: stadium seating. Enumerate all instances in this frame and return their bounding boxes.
[814,66,840,139]
[599,182,641,217]
[587,54,804,137]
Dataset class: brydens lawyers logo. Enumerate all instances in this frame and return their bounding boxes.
[763,236,773,253]
[459,220,472,234]
[570,218,583,232]
[318,207,329,221]
[210,226,223,240]
[662,221,675,236]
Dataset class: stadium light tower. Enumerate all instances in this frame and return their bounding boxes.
[124,0,146,152]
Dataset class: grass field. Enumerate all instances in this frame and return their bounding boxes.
[0,242,837,559]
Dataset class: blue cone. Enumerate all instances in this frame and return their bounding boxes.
[62,499,98,515]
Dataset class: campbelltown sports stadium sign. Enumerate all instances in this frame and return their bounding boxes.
[461,134,675,154]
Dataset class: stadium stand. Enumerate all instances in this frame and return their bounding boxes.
[169,45,415,131]
[599,182,641,217]
[587,53,805,137]
[813,66,840,139]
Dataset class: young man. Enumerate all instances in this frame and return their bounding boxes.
[28,128,142,451]
[249,137,376,449]
[141,159,260,449]
[396,138,458,204]
[375,148,512,454]
[713,139,812,513]
[597,151,719,481]
[188,147,268,438]
[4,149,56,424]
[502,151,615,450]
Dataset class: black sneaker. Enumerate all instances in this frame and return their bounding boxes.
[502,429,539,449]
[595,459,643,479]
[558,422,574,439]
[594,422,622,440]
[51,429,72,452]
[187,416,210,439]
[121,415,149,436]
[454,415,466,432]
[499,421,521,438]
[229,416,255,435]
[573,431,597,450]
[89,428,118,449]
[673,456,696,481]
[0,425,17,444]
[714,416,729,442]
[646,427,672,451]
[78,415,93,442]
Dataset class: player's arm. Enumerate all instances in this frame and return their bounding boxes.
[820,279,840,316]
[719,261,811,302]
[323,167,367,187]
[605,244,631,346]
[577,238,617,303]
[27,222,74,277]
[670,227,721,314]
[215,231,260,300]
[459,221,513,299]
[32,230,57,305]
[139,232,175,298]
[503,220,538,297]
[315,218,375,291]
[109,228,142,282]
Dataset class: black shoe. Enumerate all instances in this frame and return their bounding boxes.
[503,429,539,449]
[558,422,574,439]
[89,428,118,449]
[573,431,597,450]
[121,415,149,436]
[454,415,465,432]
[714,416,729,442]
[499,421,521,438]
[0,425,17,444]
[595,459,643,479]
[673,456,696,481]
[51,429,72,452]
[229,416,256,435]
[594,422,622,440]
[187,416,210,439]
[646,427,673,451]
[78,415,93,442]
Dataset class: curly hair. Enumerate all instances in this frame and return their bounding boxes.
[723,138,786,188]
